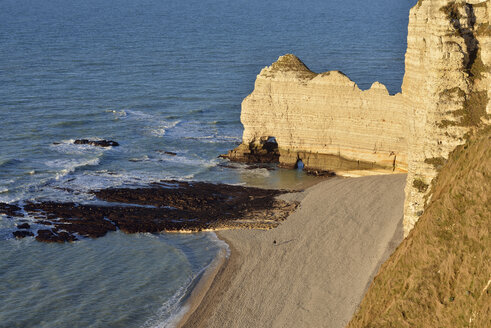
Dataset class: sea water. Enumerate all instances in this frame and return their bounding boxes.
[0,0,416,326]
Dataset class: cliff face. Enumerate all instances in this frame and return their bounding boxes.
[402,0,490,234]
[227,0,490,235]
[236,55,408,174]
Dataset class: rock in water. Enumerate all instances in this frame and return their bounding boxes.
[74,139,119,147]
[221,139,280,164]
[36,229,78,243]
[0,181,298,243]
[0,203,22,217]
[12,230,34,239]
[17,223,30,229]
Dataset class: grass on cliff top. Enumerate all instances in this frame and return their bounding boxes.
[347,126,491,328]
[266,54,317,79]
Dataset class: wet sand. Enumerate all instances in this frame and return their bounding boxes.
[180,174,407,328]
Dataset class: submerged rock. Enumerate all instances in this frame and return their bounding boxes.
[17,223,30,229]
[12,230,34,239]
[156,150,177,156]
[305,169,336,177]
[0,203,23,217]
[36,229,78,243]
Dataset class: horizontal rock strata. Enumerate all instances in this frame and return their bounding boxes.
[402,0,490,234]
[225,55,408,174]
[2,181,297,243]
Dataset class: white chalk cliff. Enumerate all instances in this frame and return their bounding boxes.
[226,0,490,235]
[402,0,490,234]
[239,57,408,173]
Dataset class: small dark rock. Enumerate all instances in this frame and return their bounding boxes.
[74,139,119,147]
[17,223,30,229]
[36,220,53,225]
[305,169,336,177]
[156,150,178,156]
[13,230,34,238]
[0,203,23,217]
[36,229,77,243]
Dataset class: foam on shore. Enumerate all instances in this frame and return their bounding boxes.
[145,232,230,328]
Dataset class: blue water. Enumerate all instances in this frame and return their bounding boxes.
[0,0,416,326]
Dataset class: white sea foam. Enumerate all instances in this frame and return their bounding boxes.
[45,157,101,180]
[125,109,155,120]
[120,110,181,137]
[0,206,48,241]
[0,183,32,204]
[219,162,273,178]
[106,109,127,118]
[142,282,191,328]
[232,166,272,178]
[51,170,196,196]
[158,155,218,168]
[142,232,229,328]
[207,232,230,258]
[183,135,241,143]
[129,155,150,162]
[150,120,181,137]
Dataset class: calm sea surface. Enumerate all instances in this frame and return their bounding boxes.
[0,0,416,326]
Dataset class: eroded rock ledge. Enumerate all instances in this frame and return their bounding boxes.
[2,181,297,243]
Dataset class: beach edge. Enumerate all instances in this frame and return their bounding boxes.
[178,174,407,327]
[176,233,237,328]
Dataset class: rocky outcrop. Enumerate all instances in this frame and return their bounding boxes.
[73,139,119,147]
[224,55,408,174]
[2,181,297,243]
[226,0,490,235]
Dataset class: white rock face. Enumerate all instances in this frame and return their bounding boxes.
[228,0,490,235]
[402,0,490,234]
[239,55,408,173]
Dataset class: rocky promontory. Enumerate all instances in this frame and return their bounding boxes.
[2,181,296,243]
[225,0,490,235]
[223,55,408,174]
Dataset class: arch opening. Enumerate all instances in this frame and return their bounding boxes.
[263,136,278,152]
[295,158,304,170]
